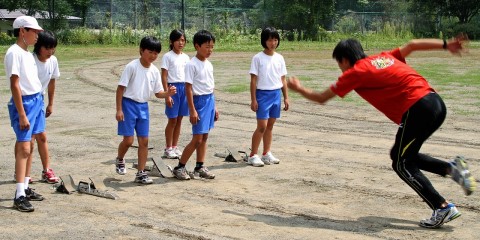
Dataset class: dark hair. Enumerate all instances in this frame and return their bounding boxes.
[140,36,161,53]
[332,39,367,65]
[169,29,185,51]
[193,30,215,47]
[13,27,32,37]
[261,27,280,49]
[33,30,57,54]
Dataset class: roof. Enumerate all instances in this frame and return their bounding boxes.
[0,9,81,20]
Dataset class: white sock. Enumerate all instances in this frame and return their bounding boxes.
[16,183,25,199]
[24,177,30,189]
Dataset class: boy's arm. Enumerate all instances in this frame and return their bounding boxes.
[154,85,176,98]
[160,68,174,107]
[10,75,29,130]
[287,76,336,105]
[250,74,258,112]
[116,85,125,121]
[46,79,55,117]
[399,34,468,59]
[281,75,289,111]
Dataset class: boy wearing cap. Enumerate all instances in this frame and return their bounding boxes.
[4,16,45,212]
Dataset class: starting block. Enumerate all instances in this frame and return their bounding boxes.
[132,157,174,178]
[214,149,248,162]
[55,175,119,200]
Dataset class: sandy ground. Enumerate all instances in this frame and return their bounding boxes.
[0,49,479,240]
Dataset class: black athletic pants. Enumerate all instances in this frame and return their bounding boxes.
[390,92,451,210]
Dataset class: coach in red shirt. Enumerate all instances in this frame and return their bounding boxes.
[287,35,476,229]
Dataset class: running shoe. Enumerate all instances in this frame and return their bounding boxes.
[25,187,44,201]
[115,157,127,175]
[172,166,191,180]
[261,152,280,165]
[13,195,34,212]
[247,154,264,167]
[163,148,178,159]
[419,203,461,228]
[450,156,476,195]
[134,171,153,184]
[42,168,59,184]
[173,147,183,157]
[194,166,215,179]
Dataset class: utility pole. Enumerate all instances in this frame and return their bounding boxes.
[181,0,185,31]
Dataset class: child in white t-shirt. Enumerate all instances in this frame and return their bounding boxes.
[247,27,289,167]
[31,30,60,184]
[115,36,176,184]
[161,29,190,159]
[172,30,218,180]
[5,16,45,212]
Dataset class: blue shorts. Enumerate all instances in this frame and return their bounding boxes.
[256,89,281,119]
[192,94,215,135]
[165,82,189,118]
[8,92,45,142]
[118,97,149,137]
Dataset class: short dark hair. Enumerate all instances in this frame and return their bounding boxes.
[13,27,32,37]
[193,30,215,47]
[261,27,280,49]
[332,39,367,65]
[140,36,161,53]
[34,30,57,55]
[169,29,185,51]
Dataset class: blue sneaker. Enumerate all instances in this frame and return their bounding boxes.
[419,203,461,228]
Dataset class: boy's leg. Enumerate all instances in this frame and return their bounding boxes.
[117,136,134,159]
[173,134,203,180]
[172,116,184,147]
[195,134,208,163]
[136,136,149,171]
[165,118,177,148]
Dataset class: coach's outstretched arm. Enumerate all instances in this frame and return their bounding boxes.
[399,33,468,58]
[287,77,336,105]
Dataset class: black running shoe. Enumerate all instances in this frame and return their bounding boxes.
[25,188,44,201]
[13,196,34,212]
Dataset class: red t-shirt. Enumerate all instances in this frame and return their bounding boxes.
[330,48,434,124]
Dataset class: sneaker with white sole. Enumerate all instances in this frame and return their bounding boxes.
[25,187,44,201]
[134,171,153,184]
[261,152,280,165]
[450,156,476,195]
[419,203,461,228]
[115,158,127,175]
[173,166,191,180]
[194,166,215,179]
[247,154,264,167]
[42,168,59,184]
[13,195,34,212]
[173,147,182,157]
[163,148,178,159]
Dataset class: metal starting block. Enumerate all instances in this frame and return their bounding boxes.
[55,175,119,200]
[132,157,170,178]
[214,149,248,162]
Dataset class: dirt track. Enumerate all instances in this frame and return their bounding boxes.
[0,49,479,240]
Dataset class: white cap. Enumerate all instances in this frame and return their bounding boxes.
[13,16,43,31]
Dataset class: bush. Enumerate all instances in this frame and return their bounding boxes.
[0,32,15,45]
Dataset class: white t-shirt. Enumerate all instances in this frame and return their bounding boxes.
[34,54,60,94]
[118,59,164,103]
[185,56,214,95]
[160,50,190,83]
[249,51,287,90]
[4,44,42,95]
